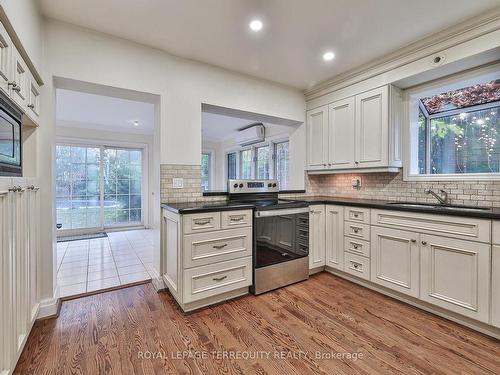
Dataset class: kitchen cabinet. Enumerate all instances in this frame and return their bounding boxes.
[26,72,40,124]
[306,105,328,169]
[325,205,344,270]
[0,21,13,96]
[492,245,500,328]
[162,209,253,311]
[306,84,402,173]
[420,234,490,323]
[11,47,28,111]
[371,226,420,297]
[309,204,325,270]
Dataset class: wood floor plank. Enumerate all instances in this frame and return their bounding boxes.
[14,273,500,375]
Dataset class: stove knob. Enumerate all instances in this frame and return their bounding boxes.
[272,183,277,187]
[239,184,244,188]
[233,183,238,188]
[268,183,272,187]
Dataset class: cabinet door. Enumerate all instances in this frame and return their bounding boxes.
[355,86,388,168]
[307,106,328,169]
[492,245,500,328]
[325,205,344,270]
[371,226,420,297]
[26,181,39,323]
[0,22,12,96]
[27,75,40,124]
[420,234,490,323]
[11,48,28,110]
[309,205,325,269]
[328,98,355,169]
[162,210,182,302]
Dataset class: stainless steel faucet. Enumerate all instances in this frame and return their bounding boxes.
[424,188,449,205]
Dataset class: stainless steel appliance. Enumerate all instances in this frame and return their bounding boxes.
[0,91,22,176]
[228,179,309,295]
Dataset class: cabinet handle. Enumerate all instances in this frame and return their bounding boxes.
[352,244,359,250]
[213,275,227,281]
[411,239,417,243]
[355,161,359,165]
[230,216,244,222]
[27,185,40,191]
[7,81,16,87]
[352,228,360,234]
[213,243,227,249]
[353,213,359,218]
[28,104,35,109]
[351,262,362,270]
[421,241,427,245]
[323,163,327,167]
[194,219,210,225]
[12,86,21,92]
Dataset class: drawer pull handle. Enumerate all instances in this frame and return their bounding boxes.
[421,241,427,246]
[28,104,35,109]
[353,228,360,234]
[12,86,21,92]
[213,275,227,281]
[411,239,417,243]
[194,219,211,225]
[213,243,228,249]
[353,214,359,218]
[352,244,359,250]
[230,216,244,222]
[351,262,362,270]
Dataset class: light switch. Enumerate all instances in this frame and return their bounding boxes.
[172,178,184,189]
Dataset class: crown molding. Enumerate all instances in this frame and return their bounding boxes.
[305,7,500,101]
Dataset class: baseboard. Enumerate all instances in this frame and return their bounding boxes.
[150,269,166,291]
[37,296,61,320]
[324,267,500,340]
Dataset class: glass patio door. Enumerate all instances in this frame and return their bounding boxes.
[56,144,143,234]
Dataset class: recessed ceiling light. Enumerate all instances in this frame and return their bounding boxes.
[323,51,335,61]
[249,19,263,32]
[133,121,139,126]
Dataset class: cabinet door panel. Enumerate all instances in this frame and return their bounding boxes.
[307,106,328,169]
[355,86,388,168]
[163,210,182,301]
[420,234,490,323]
[371,226,419,297]
[309,205,325,269]
[325,205,344,270]
[328,98,355,168]
[490,245,500,328]
[0,22,12,96]
[11,48,28,110]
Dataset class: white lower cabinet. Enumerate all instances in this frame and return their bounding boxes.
[420,234,490,323]
[309,205,326,269]
[371,226,420,298]
[325,205,344,270]
[492,245,500,328]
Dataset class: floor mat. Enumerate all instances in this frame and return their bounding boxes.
[57,232,108,242]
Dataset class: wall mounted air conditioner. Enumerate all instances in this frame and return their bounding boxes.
[235,123,265,146]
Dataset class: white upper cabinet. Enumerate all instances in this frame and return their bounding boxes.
[328,97,355,169]
[26,72,40,123]
[355,86,388,168]
[307,105,328,169]
[11,47,28,111]
[306,84,402,173]
[0,22,12,96]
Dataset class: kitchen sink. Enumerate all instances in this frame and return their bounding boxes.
[387,202,491,212]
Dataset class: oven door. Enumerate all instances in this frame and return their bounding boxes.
[254,207,309,269]
[0,104,22,176]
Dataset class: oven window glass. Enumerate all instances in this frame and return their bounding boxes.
[0,112,20,165]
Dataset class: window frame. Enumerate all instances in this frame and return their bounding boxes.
[273,140,290,190]
[201,149,214,191]
[403,63,500,182]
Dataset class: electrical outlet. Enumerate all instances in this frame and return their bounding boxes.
[172,178,184,189]
[351,177,361,190]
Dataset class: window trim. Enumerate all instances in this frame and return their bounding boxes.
[403,63,500,181]
[273,140,290,190]
[201,149,214,191]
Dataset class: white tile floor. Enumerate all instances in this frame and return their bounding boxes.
[56,229,157,298]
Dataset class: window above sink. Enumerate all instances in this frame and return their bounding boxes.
[405,63,500,181]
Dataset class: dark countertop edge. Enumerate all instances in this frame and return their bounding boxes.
[161,203,255,214]
[202,189,306,197]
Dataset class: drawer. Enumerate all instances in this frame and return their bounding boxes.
[221,209,252,230]
[344,237,370,258]
[183,212,221,234]
[183,227,252,268]
[345,207,370,224]
[183,256,252,303]
[371,209,490,243]
[344,252,370,280]
[344,222,370,241]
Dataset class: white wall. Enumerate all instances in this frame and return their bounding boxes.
[0,0,42,71]
[38,18,305,302]
[56,125,156,228]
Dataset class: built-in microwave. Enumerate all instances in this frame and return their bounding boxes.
[0,91,22,177]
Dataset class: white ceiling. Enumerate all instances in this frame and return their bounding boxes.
[39,0,499,89]
[202,112,292,143]
[56,89,155,134]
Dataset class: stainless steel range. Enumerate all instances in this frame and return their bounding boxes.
[228,179,309,295]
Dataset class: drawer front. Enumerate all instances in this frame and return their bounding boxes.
[344,207,370,224]
[344,237,370,257]
[184,227,252,268]
[344,222,370,241]
[183,212,221,234]
[371,209,490,243]
[183,256,252,303]
[344,252,370,280]
[221,210,252,230]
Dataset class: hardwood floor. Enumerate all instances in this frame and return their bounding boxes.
[15,273,500,375]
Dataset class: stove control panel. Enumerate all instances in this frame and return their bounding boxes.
[228,179,279,194]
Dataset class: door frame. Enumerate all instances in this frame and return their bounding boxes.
[55,137,149,236]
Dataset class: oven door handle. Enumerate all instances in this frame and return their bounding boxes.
[255,207,309,217]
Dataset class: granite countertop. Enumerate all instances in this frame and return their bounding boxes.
[162,196,500,219]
